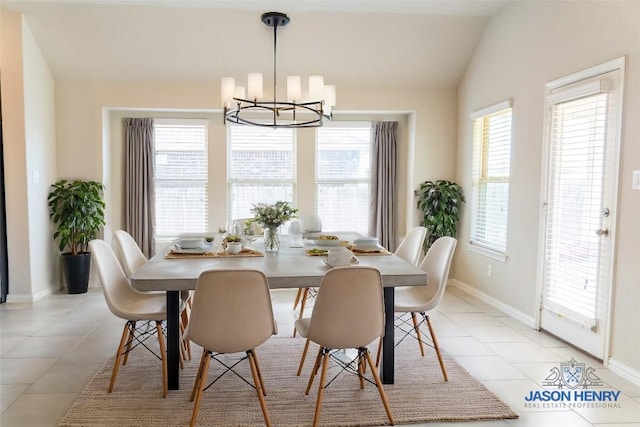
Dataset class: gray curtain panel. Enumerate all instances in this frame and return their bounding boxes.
[369,121,398,251]
[123,118,156,257]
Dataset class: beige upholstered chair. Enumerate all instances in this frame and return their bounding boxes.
[376,236,457,381]
[89,239,174,397]
[394,226,427,266]
[186,269,277,427]
[113,229,193,360]
[295,266,394,427]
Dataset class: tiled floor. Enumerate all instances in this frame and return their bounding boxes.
[2,286,640,427]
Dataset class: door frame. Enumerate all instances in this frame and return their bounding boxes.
[534,56,626,365]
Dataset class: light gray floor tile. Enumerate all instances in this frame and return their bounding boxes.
[454,355,528,380]
[486,342,566,363]
[2,336,85,359]
[26,362,103,394]
[436,336,495,356]
[505,410,593,426]
[0,358,58,384]
[0,393,77,427]
[0,384,29,412]
[465,326,530,343]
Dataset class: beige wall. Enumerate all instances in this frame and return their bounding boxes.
[1,11,57,300]
[455,1,640,374]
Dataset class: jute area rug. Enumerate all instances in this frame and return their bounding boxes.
[59,337,518,426]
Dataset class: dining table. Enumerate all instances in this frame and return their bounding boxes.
[130,233,427,390]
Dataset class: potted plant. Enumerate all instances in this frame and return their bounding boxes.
[416,180,465,251]
[223,234,243,254]
[48,179,105,294]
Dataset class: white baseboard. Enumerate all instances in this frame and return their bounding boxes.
[608,358,640,387]
[5,286,60,303]
[449,279,536,329]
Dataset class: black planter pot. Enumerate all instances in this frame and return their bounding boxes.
[61,252,91,294]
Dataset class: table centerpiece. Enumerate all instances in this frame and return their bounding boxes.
[251,201,298,253]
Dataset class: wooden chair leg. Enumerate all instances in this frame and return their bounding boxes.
[155,321,168,398]
[412,312,425,357]
[247,350,272,427]
[252,349,267,396]
[122,321,136,366]
[312,350,330,427]
[190,349,209,402]
[297,338,311,376]
[305,346,324,395]
[109,322,131,393]
[425,314,448,381]
[189,350,211,427]
[293,288,303,310]
[375,336,383,367]
[364,349,395,426]
[181,308,192,361]
[293,287,309,337]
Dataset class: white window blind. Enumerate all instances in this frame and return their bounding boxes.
[316,124,372,234]
[543,92,609,323]
[154,120,208,237]
[470,102,512,254]
[228,126,295,220]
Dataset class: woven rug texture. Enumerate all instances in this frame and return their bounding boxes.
[59,336,518,426]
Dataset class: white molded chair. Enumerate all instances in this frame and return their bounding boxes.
[295,266,394,427]
[89,239,174,397]
[186,269,277,427]
[376,236,457,381]
[113,229,193,360]
[113,229,148,278]
[394,226,427,266]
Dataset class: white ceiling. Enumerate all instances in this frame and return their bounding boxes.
[1,0,511,89]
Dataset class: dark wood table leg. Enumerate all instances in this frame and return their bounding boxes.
[381,287,395,384]
[166,290,180,390]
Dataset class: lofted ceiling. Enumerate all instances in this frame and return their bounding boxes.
[1,0,511,89]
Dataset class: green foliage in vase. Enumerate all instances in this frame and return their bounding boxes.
[48,179,106,255]
[416,180,465,251]
[251,201,298,228]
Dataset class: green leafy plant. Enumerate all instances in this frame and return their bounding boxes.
[251,201,298,228]
[224,234,242,243]
[417,180,465,250]
[48,179,106,255]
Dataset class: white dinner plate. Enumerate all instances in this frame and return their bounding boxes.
[322,257,359,268]
[170,242,213,254]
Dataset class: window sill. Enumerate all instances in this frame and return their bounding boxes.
[466,244,508,262]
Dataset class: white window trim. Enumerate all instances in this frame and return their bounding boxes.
[469,99,513,259]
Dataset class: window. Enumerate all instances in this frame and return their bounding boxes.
[470,101,512,255]
[228,126,295,220]
[154,120,208,237]
[316,124,372,234]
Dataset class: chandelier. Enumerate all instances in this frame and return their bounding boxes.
[221,12,336,128]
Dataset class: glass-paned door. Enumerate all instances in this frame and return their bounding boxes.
[539,62,624,360]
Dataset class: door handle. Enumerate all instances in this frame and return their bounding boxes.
[595,228,609,236]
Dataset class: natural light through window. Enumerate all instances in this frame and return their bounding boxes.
[227,126,295,221]
[316,124,372,234]
[154,119,208,237]
[470,101,512,255]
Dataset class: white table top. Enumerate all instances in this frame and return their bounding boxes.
[130,233,426,292]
